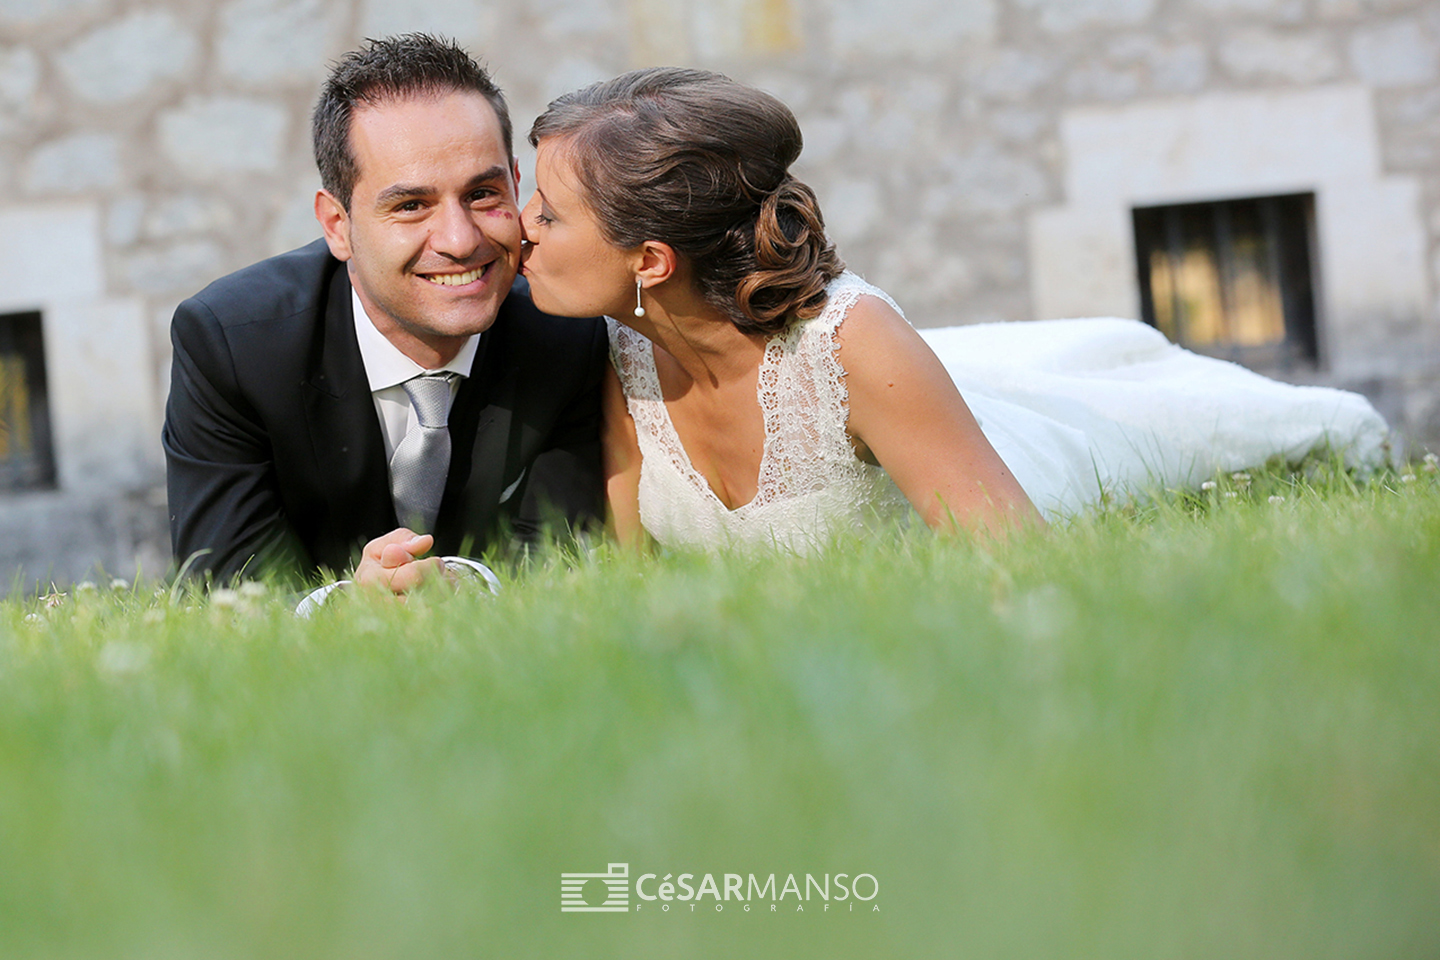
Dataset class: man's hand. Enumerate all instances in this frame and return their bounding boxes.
[354,527,450,595]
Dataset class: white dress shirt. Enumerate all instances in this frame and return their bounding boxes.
[351,286,480,460]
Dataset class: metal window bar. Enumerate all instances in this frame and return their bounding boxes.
[0,311,57,491]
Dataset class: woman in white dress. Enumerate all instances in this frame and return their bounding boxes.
[517,68,1388,552]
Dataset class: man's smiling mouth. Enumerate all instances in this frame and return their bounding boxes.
[421,264,488,286]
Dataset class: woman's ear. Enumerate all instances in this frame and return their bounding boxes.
[635,241,678,288]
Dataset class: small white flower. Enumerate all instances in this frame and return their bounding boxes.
[1231,472,1251,481]
[211,589,240,608]
[1200,480,1217,491]
[97,641,149,677]
[23,613,42,624]
[75,581,97,594]
[1422,452,1438,473]
[1401,473,1417,483]
[237,581,268,599]
[1268,495,1286,504]
[1223,491,1238,499]
[42,591,66,608]
[110,578,130,591]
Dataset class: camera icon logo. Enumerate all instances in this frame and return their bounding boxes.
[560,862,630,912]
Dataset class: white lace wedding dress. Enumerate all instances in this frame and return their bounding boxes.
[608,272,1390,552]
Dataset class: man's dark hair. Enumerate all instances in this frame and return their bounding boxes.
[312,33,513,211]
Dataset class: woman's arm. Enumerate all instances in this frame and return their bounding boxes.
[600,361,647,549]
[839,295,1044,537]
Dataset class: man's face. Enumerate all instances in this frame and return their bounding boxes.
[317,91,522,361]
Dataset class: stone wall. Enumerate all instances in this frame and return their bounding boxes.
[1,0,1438,585]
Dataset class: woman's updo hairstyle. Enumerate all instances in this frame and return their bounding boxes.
[528,68,844,334]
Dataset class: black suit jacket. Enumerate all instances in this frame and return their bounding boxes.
[163,239,606,582]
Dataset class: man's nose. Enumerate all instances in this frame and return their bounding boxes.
[429,199,484,259]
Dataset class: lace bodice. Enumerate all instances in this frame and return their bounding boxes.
[608,271,911,552]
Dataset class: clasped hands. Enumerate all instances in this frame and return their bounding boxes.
[354,527,455,595]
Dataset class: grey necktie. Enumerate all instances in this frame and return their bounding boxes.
[389,373,456,533]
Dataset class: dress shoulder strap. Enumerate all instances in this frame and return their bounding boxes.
[606,317,660,401]
[807,271,908,340]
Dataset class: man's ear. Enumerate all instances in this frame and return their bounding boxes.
[635,241,678,287]
[315,189,353,261]
[511,158,522,199]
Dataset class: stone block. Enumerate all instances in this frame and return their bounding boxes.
[0,490,170,593]
[123,240,227,296]
[0,45,38,112]
[57,11,197,104]
[43,297,160,492]
[1186,0,1303,16]
[990,107,1047,143]
[1317,0,1416,20]
[1014,0,1157,33]
[828,0,997,60]
[1151,43,1210,93]
[0,0,105,26]
[0,204,104,309]
[218,0,337,86]
[23,133,121,194]
[106,195,144,246]
[1065,63,1142,101]
[143,194,237,238]
[874,226,978,320]
[532,0,612,36]
[267,178,324,254]
[937,143,1050,215]
[817,177,882,244]
[1219,30,1340,84]
[0,44,38,138]
[1349,18,1440,87]
[1107,36,1210,93]
[159,97,288,178]
[360,0,490,48]
[968,49,1056,101]
[1059,86,1383,202]
[540,57,609,103]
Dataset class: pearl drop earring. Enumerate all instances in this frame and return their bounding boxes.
[633,277,646,318]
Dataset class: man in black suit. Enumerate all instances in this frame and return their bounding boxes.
[163,35,605,590]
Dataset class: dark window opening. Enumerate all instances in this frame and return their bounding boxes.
[0,311,57,491]
[1133,193,1319,371]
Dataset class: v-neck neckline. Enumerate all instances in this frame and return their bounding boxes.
[643,336,782,514]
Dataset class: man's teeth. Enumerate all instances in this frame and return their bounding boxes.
[424,266,485,286]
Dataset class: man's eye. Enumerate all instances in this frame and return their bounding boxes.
[395,200,424,212]
[469,188,498,203]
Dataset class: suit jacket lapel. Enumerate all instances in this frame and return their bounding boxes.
[301,267,396,537]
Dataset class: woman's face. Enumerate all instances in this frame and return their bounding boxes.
[519,140,636,320]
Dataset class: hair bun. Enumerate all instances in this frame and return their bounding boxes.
[736,177,843,327]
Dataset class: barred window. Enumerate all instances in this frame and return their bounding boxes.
[0,311,57,491]
[1133,193,1319,371]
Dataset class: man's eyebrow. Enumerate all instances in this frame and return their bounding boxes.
[373,167,510,208]
[466,165,510,188]
[374,183,433,207]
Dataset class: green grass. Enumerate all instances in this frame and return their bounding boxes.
[2,463,1439,959]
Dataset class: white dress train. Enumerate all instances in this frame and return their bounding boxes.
[609,272,1390,551]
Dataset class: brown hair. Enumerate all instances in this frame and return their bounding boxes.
[313,34,512,211]
[528,68,844,334]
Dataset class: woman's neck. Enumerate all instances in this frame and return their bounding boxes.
[623,288,771,390]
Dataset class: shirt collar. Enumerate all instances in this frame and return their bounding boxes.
[351,285,480,391]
